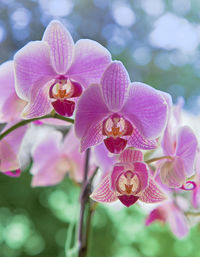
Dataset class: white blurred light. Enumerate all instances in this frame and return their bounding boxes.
[154,53,171,70]
[132,47,152,65]
[141,0,165,16]
[112,1,136,27]
[149,13,199,54]
[172,0,191,15]
[39,0,74,17]
[11,8,31,29]
[169,51,188,66]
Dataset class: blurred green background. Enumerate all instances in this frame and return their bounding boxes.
[1,0,200,256]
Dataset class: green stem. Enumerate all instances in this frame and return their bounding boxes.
[0,113,74,141]
[78,148,91,257]
[145,155,173,164]
[185,211,200,217]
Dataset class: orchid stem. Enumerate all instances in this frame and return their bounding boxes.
[145,155,173,164]
[185,211,200,217]
[0,113,74,141]
[78,148,91,257]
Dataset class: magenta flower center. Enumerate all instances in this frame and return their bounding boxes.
[102,114,133,154]
[51,79,74,100]
[49,78,82,117]
[116,170,139,195]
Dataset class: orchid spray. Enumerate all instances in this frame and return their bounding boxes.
[0,19,199,257]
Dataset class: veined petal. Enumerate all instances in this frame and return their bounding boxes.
[176,126,197,176]
[128,126,158,149]
[121,82,168,139]
[80,122,104,152]
[75,84,109,138]
[14,41,56,101]
[22,84,52,119]
[133,162,149,193]
[160,157,186,188]
[67,39,111,87]
[110,165,124,191]
[139,179,167,203]
[101,61,130,112]
[43,20,74,74]
[90,175,118,203]
[119,149,144,163]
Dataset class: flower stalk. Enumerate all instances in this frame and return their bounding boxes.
[0,113,74,141]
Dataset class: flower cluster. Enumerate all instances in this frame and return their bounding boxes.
[0,20,199,239]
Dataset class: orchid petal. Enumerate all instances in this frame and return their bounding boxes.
[67,39,111,87]
[80,122,104,152]
[62,128,95,182]
[118,195,139,207]
[119,149,144,163]
[75,84,109,139]
[145,208,166,226]
[133,162,149,193]
[93,143,116,176]
[110,165,124,191]
[4,169,21,177]
[176,126,197,176]
[161,124,176,156]
[0,61,26,122]
[128,126,158,149]
[192,186,200,209]
[31,130,62,175]
[0,125,27,172]
[139,179,167,203]
[30,130,69,186]
[167,205,189,238]
[22,84,52,118]
[121,82,168,139]
[31,157,68,187]
[90,175,118,203]
[160,157,186,188]
[101,61,130,112]
[14,41,56,101]
[51,99,75,117]
[43,20,74,74]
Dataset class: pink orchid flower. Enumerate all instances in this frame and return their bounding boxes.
[75,61,170,153]
[30,128,95,187]
[91,148,167,207]
[146,201,188,238]
[192,149,200,208]
[14,20,111,118]
[0,61,26,123]
[160,124,197,188]
[0,125,27,177]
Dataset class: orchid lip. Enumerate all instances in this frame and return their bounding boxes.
[180,181,196,191]
[49,78,82,116]
[118,195,139,207]
[102,114,133,153]
[116,170,140,195]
